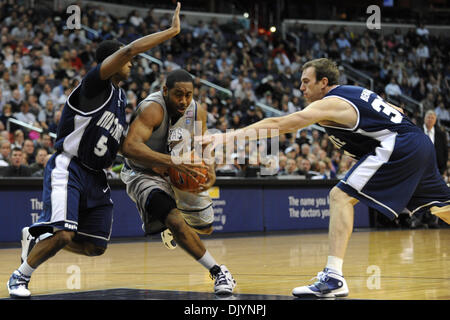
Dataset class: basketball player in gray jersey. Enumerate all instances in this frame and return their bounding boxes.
[120,69,236,295]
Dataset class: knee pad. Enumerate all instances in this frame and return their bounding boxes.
[143,189,177,234]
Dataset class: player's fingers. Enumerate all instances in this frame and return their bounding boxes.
[174,2,181,19]
[190,167,207,179]
[186,172,201,185]
[186,162,209,172]
[179,166,206,182]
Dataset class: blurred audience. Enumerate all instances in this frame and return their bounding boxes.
[0,1,448,191]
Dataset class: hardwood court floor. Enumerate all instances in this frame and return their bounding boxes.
[0,229,449,300]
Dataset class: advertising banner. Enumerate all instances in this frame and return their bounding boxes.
[209,187,265,233]
[263,188,370,230]
[0,184,369,242]
[0,190,43,242]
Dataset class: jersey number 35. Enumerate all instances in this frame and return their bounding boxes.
[371,96,402,124]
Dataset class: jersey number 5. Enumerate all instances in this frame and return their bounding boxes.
[371,96,402,124]
[94,135,108,156]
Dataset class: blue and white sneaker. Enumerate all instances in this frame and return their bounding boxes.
[7,270,31,298]
[292,268,348,298]
[210,265,236,295]
[161,229,177,250]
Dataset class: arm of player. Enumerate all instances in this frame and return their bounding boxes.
[120,102,170,168]
[99,2,181,80]
[120,101,206,181]
[206,97,353,147]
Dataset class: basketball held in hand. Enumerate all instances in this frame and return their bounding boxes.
[168,165,208,192]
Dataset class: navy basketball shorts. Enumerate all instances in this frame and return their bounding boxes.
[337,132,450,220]
[29,152,113,248]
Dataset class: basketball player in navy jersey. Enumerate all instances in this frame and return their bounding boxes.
[7,3,182,298]
[205,58,450,298]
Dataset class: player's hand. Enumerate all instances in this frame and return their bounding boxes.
[173,161,208,186]
[170,149,207,185]
[171,2,181,35]
[196,161,216,193]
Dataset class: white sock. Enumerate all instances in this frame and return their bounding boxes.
[18,261,35,278]
[197,250,218,271]
[326,256,343,275]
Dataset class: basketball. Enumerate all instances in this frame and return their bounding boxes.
[168,164,208,192]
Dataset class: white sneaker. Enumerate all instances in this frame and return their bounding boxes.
[7,270,31,298]
[210,265,236,295]
[292,268,349,298]
[21,227,36,264]
[161,229,177,250]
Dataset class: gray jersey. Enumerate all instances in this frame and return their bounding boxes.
[125,91,171,172]
[167,99,212,213]
[120,91,213,229]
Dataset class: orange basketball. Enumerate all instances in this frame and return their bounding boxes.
[168,164,208,192]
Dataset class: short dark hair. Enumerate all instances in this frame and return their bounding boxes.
[302,58,340,86]
[95,40,123,64]
[165,69,194,90]
[11,147,22,154]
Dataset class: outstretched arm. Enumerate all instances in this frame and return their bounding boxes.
[210,97,356,145]
[99,2,181,80]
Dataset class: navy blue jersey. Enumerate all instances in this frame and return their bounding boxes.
[320,85,421,160]
[323,85,450,220]
[54,65,127,170]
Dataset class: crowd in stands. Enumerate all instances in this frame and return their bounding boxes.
[0,1,449,187]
